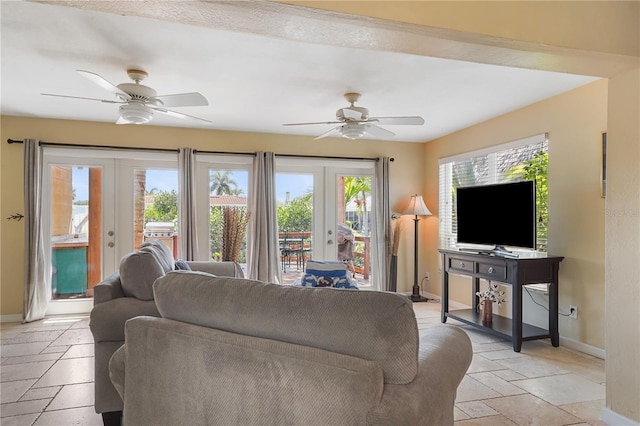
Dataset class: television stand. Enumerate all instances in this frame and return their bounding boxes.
[439,249,564,352]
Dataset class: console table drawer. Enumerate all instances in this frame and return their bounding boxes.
[448,257,474,273]
[477,262,507,280]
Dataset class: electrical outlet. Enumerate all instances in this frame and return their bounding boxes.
[425,272,430,281]
[569,305,578,319]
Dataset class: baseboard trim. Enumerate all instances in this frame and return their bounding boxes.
[1,314,23,323]
[560,336,605,360]
[601,407,640,426]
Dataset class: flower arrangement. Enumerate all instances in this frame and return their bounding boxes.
[476,281,506,306]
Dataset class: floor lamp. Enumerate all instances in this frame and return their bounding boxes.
[402,194,432,302]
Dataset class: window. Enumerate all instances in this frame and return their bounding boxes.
[438,134,549,252]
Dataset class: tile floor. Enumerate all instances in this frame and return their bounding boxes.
[0,302,606,425]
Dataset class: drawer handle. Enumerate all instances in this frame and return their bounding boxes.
[459,262,465,268]
[488,267,494,274]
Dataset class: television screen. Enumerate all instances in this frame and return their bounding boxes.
[456,180,536,251]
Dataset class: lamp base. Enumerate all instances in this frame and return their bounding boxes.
[409,294,429,303]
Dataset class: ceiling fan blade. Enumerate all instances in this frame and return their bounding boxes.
[77,70,131,100]
[365,124,395,138]
[342,108,363,121]
[151,92,208,108]
[369,116,425,125]
[41,93,123,104]
[314,126,341,140]
[152,107,212,123]
[283,121,342,126]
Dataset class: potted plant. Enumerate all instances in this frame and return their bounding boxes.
[476,281,506,323]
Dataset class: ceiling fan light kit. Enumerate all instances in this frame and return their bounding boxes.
[283,92,425,140]
[119,103,153,124]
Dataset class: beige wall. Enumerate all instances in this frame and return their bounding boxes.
[423,80,608,350]
[605,66,640,423]
[0,116,425,316]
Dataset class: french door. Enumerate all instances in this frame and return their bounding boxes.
[43,149,177,315]
[275,158,375,287]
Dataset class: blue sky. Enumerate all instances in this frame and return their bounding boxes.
[72,168,312,203]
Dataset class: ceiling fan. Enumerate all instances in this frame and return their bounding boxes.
[283,93,425,140]
[42,69,211,125]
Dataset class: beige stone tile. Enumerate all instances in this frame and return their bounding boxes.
[1,379,36,403]
[455,414,518,425]
[21,386,61,401]
[460,326,508,344]
[469,372,527,396]
[492,369,527,381]
[479,349,527,361]
[454,406,471,421]
[0,413,40,426]
[523,345,605,384]
[457,400,499,418]
[51,328,93,346]
[496,356,569,378]
[47,382,94,411]
[466,354,507,373]
[512,373,605,406]
[560,399,606,425]
[41,346,69,354]
[472,342,512,353]
[0,398,49,418]
[484,394,582,425]
[61,344,94,359]
[0,360,56,382]
[2,330,64,345]
[455,375,501,403]
[32,358,94,388]
[1,352,62,366]
[33,406,103,426]
[0,342,50,358]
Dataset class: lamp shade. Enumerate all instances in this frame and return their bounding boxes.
[402,194,432,216]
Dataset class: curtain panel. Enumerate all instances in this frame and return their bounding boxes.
[178,148,198,260]
[23,139,49,322]
[372,157,392,291]
[247,152,281,283]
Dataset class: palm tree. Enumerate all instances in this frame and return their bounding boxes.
[210,171,238,195]
[344,177,371,233]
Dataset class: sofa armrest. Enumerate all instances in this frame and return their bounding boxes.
[187,261,244,278]
[366,325,472,425]
[109,344,126,401]
[93,272,125,305]
[90,298,160,343]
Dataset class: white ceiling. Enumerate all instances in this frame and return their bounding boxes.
[1,1,600,143]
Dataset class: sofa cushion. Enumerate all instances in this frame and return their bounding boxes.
[119,250,165,300]
[153,271,419,384]
[139,239,175,272]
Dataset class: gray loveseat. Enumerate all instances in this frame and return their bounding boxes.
[109,271,473,425]
[90,240,244,422]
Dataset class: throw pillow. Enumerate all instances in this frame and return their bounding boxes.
[119,251,165,300]
[174,259,191,271]
[302,260,358,289]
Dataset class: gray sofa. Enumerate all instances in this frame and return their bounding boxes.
[90,240,244,421]
[109,271,473,425]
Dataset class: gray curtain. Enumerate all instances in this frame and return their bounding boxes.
[247,152,281,283]
[23,139,48,322]
[178,148,198,260]
[371,157,392,291]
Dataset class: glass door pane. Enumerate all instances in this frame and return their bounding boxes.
[49,163,114,301]
[208,169,249,264]
[275,171,314,284]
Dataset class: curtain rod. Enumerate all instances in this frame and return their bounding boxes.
[7,138,178,153]
[7,139,394,162]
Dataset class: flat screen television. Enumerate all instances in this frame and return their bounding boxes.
[456,180,536,255]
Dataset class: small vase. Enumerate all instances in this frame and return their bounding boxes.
[481,301,493,323]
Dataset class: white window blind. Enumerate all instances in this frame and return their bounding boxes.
[438,133,549,251]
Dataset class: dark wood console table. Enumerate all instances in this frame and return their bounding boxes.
[439,249,564,352]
